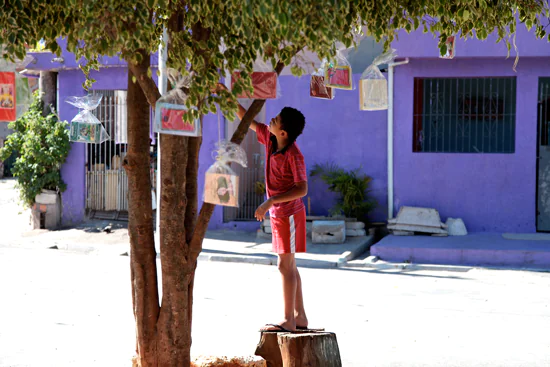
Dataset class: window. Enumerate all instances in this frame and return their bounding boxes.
[413,77,516,153]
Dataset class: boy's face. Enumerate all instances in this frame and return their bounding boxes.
[269,114,287,139]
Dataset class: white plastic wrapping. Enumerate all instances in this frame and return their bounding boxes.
[203,140,247,207]
[359,49,397,111]
[154,69,201,137]
[439,35,456,59]
[65,95,110,143]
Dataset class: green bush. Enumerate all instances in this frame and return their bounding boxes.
[310,162,377,222]
[0,92,70,207]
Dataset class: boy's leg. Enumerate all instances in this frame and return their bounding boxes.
[260,210,307,332]
[295,267,308,328]
[279,253,298,330]
[261,253,297,331]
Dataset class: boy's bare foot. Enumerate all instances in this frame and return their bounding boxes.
[260,320,296,332]
[295,313,308,329]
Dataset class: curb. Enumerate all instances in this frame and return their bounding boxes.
[198,252,341,268]
[336,235,376,264]
[341,256,550,273]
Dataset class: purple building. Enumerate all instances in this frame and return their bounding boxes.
[23,27,550,236]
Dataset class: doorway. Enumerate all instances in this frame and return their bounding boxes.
[223,100,266,221]
[536,78,550,231]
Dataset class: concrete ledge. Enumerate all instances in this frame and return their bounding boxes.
[336,235,375,263]
[342,256,550,273]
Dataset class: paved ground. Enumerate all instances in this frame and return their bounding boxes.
[0,178,372,268]
[2,178,550,366]
[0,247,549,367]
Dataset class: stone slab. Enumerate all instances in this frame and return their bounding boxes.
[388,223,448,235]
[346,222,366,230]
[389,206,445,228]
[347,229,366,237]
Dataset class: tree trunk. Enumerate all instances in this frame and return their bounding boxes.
[125,53,160,367]
[39,71,57,116]
[156,132,193,366]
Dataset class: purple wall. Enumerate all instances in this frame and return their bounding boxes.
[266,75,388,221]
[207,74,389,230]
[393,22,550,58]
[393,57,550,232]
[58,70,87,225]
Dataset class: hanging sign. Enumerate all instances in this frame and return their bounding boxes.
[0,72,16,121]
[325,65,352,90]
[154,102,201,137]
[231,72,278,99]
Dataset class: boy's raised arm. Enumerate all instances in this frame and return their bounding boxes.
[236,104,258,132]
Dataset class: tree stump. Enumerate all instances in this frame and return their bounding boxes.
[255,332,283,367]
[255,331,341,367]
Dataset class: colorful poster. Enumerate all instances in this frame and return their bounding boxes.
[69,121,109,144]
[204,173,239,207]
[154,102,201,136]
[0,72,16,121]
[231,72,278,99]
[325,65,353,90]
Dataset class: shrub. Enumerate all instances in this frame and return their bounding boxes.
[0,92,70,207]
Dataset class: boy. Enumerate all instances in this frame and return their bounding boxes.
[235,102,309,333]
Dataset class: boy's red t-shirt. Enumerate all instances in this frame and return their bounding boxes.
[256,123,307,218]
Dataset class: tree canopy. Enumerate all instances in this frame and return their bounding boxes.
[2,1,549,119]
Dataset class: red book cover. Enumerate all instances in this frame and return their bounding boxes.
[0,72,16,121]
[160,107,195,132]
[231,72,277,99]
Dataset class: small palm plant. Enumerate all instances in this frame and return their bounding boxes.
[310,162,376,222]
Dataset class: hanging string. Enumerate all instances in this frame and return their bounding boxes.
[217,108,222,143]
[215,107,222,162]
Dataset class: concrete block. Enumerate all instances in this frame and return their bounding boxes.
[346,229,366,237]
[312,220,345,244]
[32,192,61,229]
[446,218,468,236]
[35,190,58,205]
[306,222,313,237]
[263,218,271,227]
[346,221,365,230]
[263,225,272,234]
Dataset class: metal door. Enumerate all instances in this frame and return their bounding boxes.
[223,101,266,221]
[537,78,550,231]
[86,90,129,218]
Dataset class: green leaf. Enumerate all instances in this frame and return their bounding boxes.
[279,12,288,26]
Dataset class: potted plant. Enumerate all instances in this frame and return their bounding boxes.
[310,162,377,223]
[0,91,70,228]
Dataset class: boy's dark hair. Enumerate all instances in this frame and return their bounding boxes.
[279,107,306,145]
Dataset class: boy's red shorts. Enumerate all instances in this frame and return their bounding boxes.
[271,208,307,254]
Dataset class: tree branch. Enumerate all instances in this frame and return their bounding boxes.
[188,60,286,264]
[127,60,162,109]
